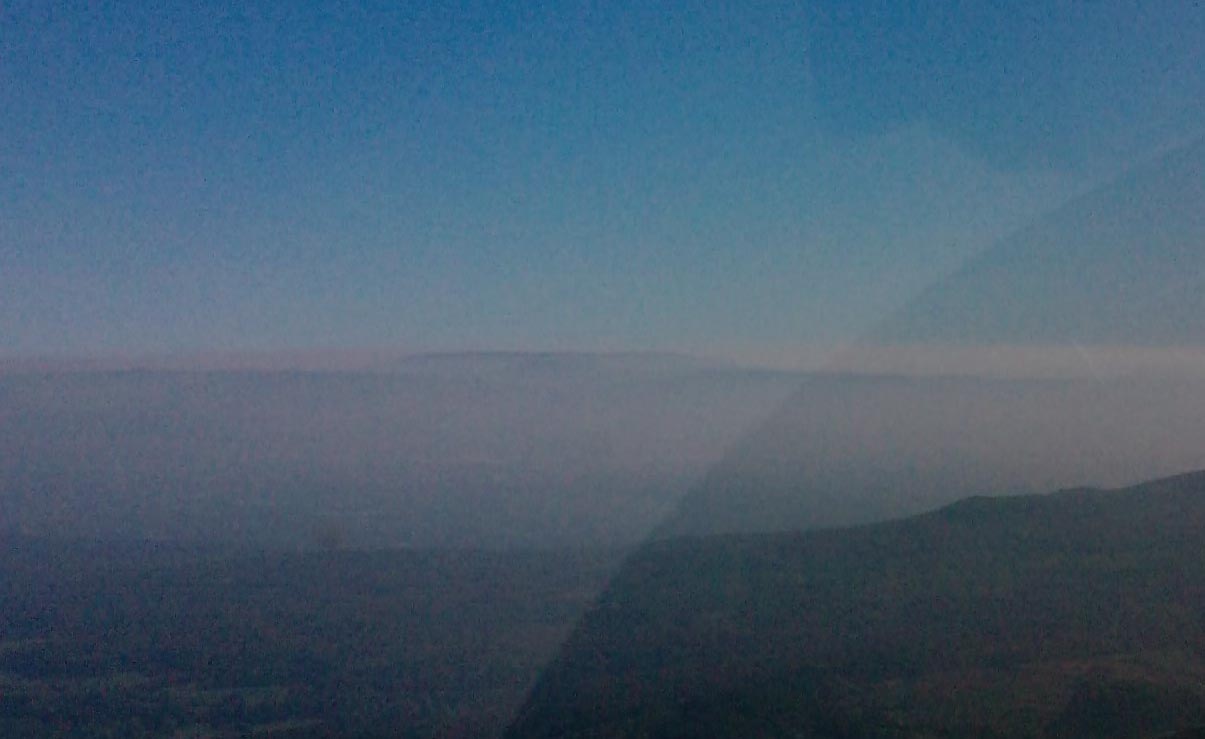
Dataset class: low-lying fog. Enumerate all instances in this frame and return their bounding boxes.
[0,353,800,549]
[6,349,1205,550]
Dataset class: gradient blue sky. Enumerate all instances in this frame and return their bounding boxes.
[3,1,1202,359]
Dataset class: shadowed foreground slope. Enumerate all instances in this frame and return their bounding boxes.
[508,471,1205,738]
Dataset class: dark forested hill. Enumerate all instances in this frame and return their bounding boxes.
[508,471,1205,738]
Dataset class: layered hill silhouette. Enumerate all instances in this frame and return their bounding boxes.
[509,470,1205,738]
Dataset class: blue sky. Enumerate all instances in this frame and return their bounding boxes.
[3,1,1202,359]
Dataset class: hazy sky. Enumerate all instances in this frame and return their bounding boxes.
[3,2,1202,358]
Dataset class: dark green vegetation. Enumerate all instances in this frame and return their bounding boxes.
[509,471,1205,738]
[0,540,620,737]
